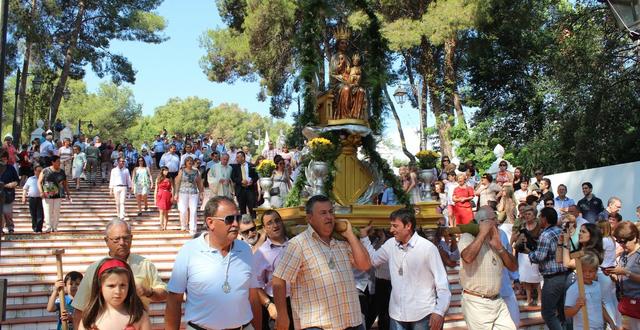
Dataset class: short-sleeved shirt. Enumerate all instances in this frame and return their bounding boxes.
[85,145,100,160]
[167,235,258,329]
[577,195,604,223]
[620,250,640,298]
[273,226,362,330]
[254,238,290,297]
[0,165,19,203]
[458,233,503,297]
[72,254,167,311]
[565,281,604,329]
[41,167,66,199]
[55,295,74,330]
[23,176,41,198]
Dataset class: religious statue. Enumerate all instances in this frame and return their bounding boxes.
[486,144,514,175]
[60,122,73,142]
[329,26,367,121]
[30,119,45,143]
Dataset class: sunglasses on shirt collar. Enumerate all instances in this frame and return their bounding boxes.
[209,214,243,225]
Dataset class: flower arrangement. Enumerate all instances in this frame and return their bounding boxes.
[415,150,440,169]
[307,137,335,161]
[256,159,276,177]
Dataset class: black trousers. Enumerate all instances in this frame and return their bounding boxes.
[359,287,376,330]
[372,278,391,330]
[154,151,164,168]
[236,187,257,218]
[29,197,44,232]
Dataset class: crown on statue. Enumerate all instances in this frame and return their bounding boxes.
[334,25,351,41]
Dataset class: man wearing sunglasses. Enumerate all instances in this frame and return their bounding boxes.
[239,215,264,252]
[72,219,167,328]
[166,196,261,330]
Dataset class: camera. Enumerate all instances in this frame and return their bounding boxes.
[515,228,537,253]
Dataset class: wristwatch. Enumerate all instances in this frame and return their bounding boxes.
[263,300,272,308]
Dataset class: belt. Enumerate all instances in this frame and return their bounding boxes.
[463,289,500,300]
[188,321,251,330]
[543,271,571,279]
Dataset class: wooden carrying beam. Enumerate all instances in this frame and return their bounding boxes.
[570,250,589,330]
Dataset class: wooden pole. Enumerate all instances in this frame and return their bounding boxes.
[52,249,68,330]
[570,250,589,329]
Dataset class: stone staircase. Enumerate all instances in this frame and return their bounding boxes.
[0,178,544,329]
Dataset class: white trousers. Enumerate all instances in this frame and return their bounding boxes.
[178,192,199,233]
[42,198,62,231]
[502,292,520,328]
[113,186,127,219]
[461,293,517,330]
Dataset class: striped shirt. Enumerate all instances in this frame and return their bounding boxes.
[273,226,362,330]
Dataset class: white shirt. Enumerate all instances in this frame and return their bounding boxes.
[109,166,132,188]
[601,237,616,268]
[364,232,451,322]
[167,235,258,329]
[160,152,180,172]
[23,176,41,197]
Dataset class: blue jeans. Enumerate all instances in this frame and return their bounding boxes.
[541,272,569,330]
[390,315,431,330]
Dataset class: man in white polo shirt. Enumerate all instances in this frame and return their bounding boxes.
[108,157,132,221]
[165,196,260,330]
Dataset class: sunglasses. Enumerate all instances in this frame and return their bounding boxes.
[615,238,633,245]
[210,214,242,225]
[240,226,257,236]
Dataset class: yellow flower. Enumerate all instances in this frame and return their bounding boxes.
[256,159,276,177]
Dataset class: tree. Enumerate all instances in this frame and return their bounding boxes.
[23,0,168,128]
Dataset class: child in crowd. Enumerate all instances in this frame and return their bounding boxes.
[564,250,614,330]
[79,257,150,330]
[46,271,83,330]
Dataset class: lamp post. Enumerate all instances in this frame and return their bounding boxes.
[393,84,427,150]
[77,119,93,136]
[12,69,42,147]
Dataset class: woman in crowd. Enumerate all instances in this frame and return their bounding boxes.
[58,138,73,179]
[154,166,173,230]
[497,184,517,225]
[605,221,640,330]
[598,219,618,268]
[132,156,153,216]
[512,205,542,306]
[438,156,451,181]
[512,166,524,191]
[443,171,457,227]
[270,155,291,208]
[71,146,86,191]
[495,160,513,186]
[560,222,603,268]
[174,156,203,235]
[514,176,530,204]
[407,165,421,203]
[452,173,474,226]
[111,144,123,166]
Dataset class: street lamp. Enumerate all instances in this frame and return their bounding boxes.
[78,119,93,135]
[603,0,640,39]
[393,84,427,150]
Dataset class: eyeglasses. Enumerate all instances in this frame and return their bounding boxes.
[210,214,242,225]
[106,235,132,243]
[499,164,507,167]
[240,226,257,236]
[264,218,283,228]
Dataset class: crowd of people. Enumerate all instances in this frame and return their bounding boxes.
[2,128,640,330]
[2,129,300,234]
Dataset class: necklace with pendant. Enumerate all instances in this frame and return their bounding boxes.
[222,248,233,294]
[321,240,336,270]
[395,244,409,276]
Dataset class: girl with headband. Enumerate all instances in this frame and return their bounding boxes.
[79,258,150,330]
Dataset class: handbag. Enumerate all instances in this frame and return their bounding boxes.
[269,187,280,196]
[618,296,640,319]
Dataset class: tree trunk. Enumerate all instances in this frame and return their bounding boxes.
[13,0,37,146]
[402,52,428,150]
[48,0,85,128]
[383,87,416,164]
[421,38,453,158]
[444,36,466,127]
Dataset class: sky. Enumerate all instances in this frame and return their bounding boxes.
[83,0,427,159]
